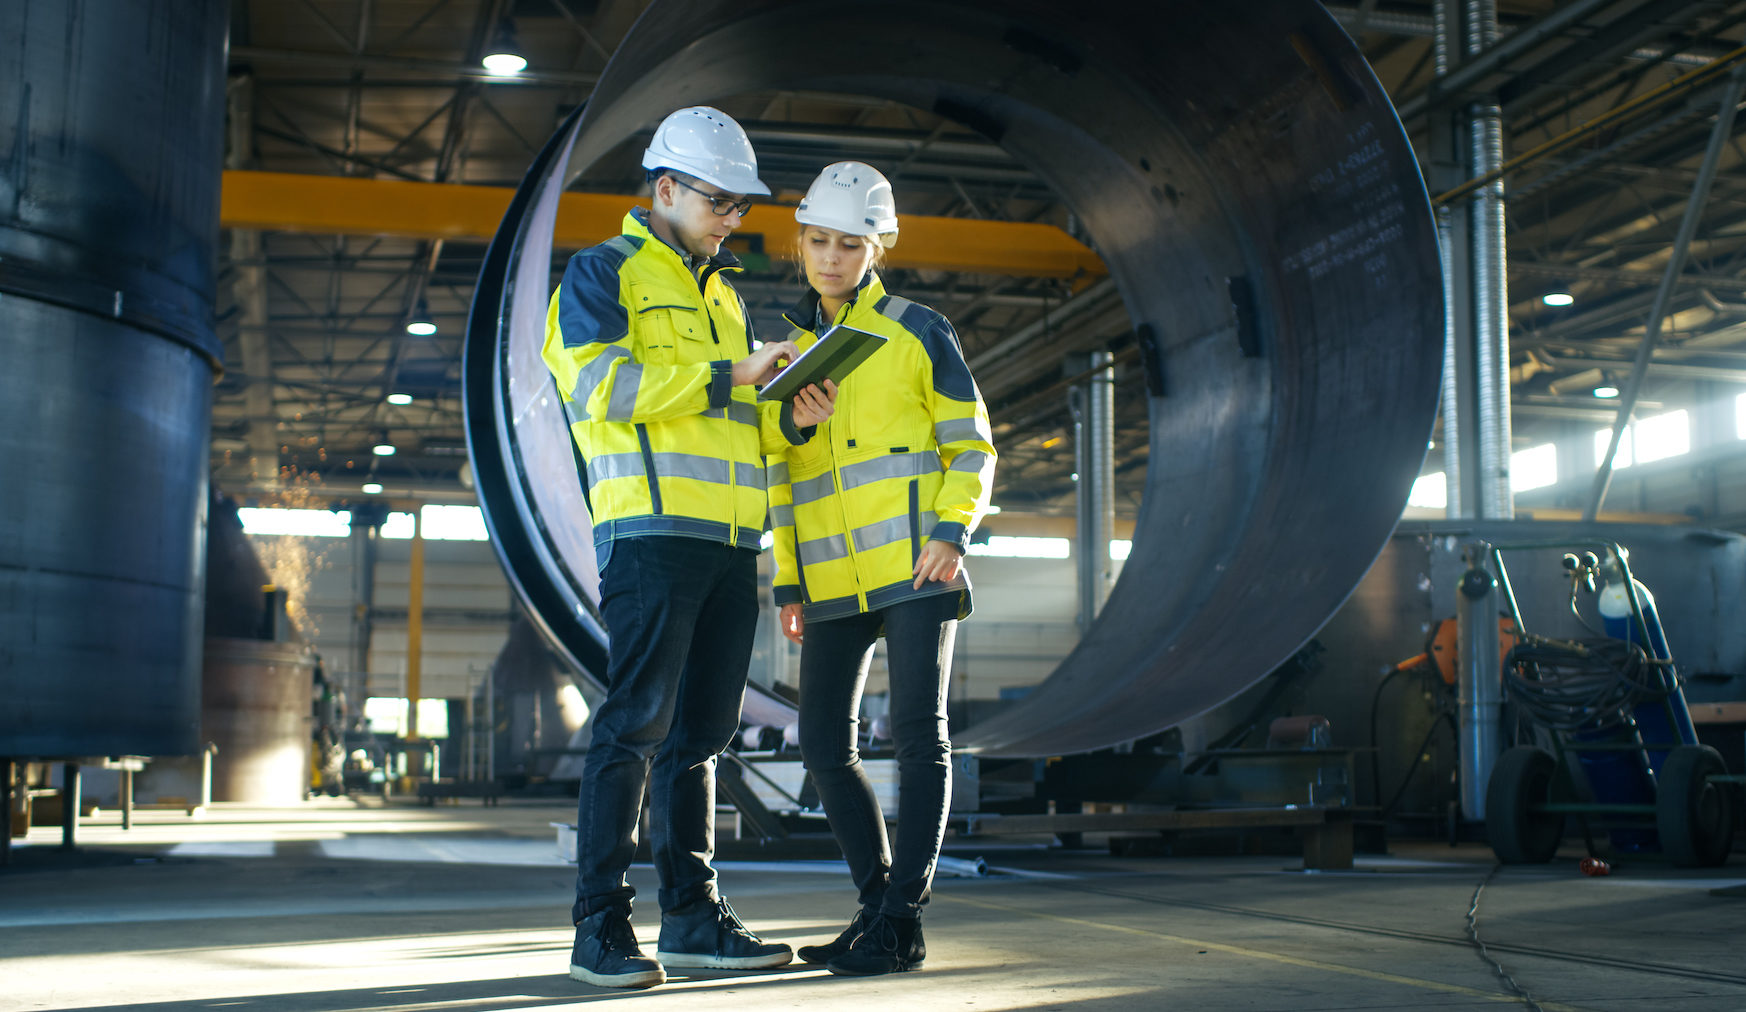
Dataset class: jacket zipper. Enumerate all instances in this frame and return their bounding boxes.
[814,316,868,613]
[697,261,738,539]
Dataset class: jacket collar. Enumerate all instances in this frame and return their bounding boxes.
[625,207,744,275]
[783,270,885,331]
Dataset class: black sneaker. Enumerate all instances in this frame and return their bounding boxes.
[825,913,925,976]
[570,908,666,988]
[797,907,874,964]
[656,897,793,969]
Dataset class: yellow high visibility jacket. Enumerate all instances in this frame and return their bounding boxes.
[770,273,996,621]
[541,208,808,568]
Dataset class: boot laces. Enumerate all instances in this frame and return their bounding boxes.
[596,912,640,953]
[860,913,901,953]
[712,898,756,940]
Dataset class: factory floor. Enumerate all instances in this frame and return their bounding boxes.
[3,797,1744,1011]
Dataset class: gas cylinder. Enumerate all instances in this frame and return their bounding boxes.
[1596,566,1697,750]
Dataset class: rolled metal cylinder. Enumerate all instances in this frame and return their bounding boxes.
[466,0,1444,758]
[0,0,226,757]
[202,639,316,804]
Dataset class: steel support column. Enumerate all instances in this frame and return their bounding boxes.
[1431,0,1512,819]
[350,511,380,719]
[1071,351,1115,633]
[406,508,426,750]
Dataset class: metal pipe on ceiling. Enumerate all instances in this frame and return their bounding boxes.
[465,0,1443,758]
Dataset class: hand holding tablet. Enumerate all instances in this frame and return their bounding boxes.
[757,325,887,402]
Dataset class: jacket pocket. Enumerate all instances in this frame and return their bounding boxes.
[628,282,702,363]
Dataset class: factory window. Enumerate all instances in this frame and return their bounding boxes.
[362,697,450,738]
[1110,539,1132,561]
[1511,443,1558,493]
[237,507,352,538]
[1635,409,1690,463]
[968,536,1071,559]
[1594,425,1634,469]
[1594,408,1689,470]
[379,505,490,541]
[1408,472,1447,509]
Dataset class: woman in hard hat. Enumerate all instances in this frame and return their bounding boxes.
[769,161,997,976]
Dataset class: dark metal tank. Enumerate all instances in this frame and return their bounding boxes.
[0,0,228,756]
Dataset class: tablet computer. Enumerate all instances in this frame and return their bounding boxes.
[757,324,887,402]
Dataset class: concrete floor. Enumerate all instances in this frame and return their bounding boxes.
[3,798,1745,1011]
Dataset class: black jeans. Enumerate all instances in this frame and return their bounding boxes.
[570,536,758,924]
[799,592,959,919]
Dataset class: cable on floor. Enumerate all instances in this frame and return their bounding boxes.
[1466,862,1545,1012]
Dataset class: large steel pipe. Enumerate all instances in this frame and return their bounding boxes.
[0,0,226,756]
[466,0,1443,757]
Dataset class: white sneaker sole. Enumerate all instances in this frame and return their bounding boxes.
[569,963,666,988]
[655,949,793,970]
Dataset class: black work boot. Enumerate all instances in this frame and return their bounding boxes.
[570,907,666,989]
[797,907,876,964]
[825,913,925,976]
[656,897,793,969]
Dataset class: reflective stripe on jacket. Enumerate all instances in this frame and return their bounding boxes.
[541,208,805,566]
[769,272,996,621]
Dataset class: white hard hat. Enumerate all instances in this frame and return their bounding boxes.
[642,106,770,196]
[796,161,899,247]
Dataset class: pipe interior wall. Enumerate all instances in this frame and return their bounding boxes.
[466,0,1445,757]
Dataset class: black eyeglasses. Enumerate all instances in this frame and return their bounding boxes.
[671,176,753,217]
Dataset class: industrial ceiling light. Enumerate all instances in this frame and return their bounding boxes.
[482,19,528,76]
[362,482,384,494]
[387,392,414,406]
[1542,285,1575,307]
[1594,385,1620,398]
[372,441,397,456]
[405,299,437,337]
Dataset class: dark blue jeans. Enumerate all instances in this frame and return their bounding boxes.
[571,536,758,924]
[798,592,959,919]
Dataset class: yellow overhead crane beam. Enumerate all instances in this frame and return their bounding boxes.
[219,170,1108,280]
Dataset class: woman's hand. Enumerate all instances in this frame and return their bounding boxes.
[791,379,837,428]
[912,539,964,589]
[780,602,805,644]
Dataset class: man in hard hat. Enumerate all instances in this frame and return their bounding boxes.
[542,105,835,989]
